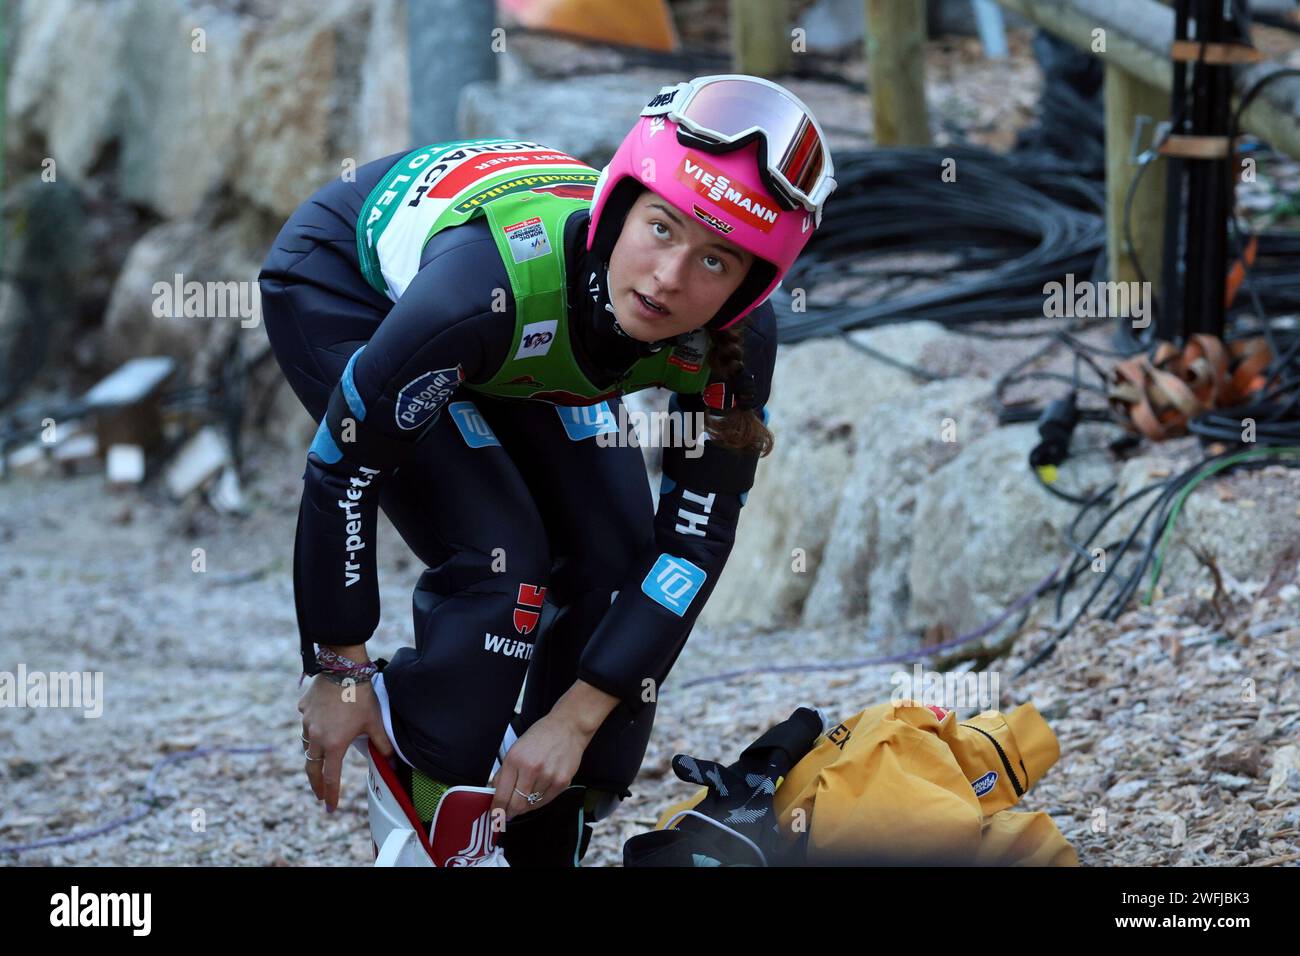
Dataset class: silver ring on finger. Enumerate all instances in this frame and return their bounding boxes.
[303,749,324,762]
[514,786,544,806]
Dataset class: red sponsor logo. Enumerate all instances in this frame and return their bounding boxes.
[504,215,543,233]
[668,354,702,373]
[505,374,544,387]
[429,149,583,199]
[531,183,595,201]
[702,382,729,410]
[513,583,547,635]
[675,153,780,233]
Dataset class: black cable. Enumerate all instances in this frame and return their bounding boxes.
[1016,445,1300,675]
[1033,466,1102,506]
[775,145,1107,345]
[838,331,945,382]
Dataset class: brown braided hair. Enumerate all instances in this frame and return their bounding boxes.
[702,323,775,457]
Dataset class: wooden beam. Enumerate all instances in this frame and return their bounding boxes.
[1158,135,1231,160]
[1105,65,1168,287]
[864,0,932,146]
[730,0,791,78]
[1170,40,1266,65]
[993,0,1300,159]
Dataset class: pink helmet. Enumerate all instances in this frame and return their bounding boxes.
[587,75,836,331]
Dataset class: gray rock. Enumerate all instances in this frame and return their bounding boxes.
[700,325,952,630]
[101,215,265,378]
[1211,773,1255,793]
[6,0,132,179]
[1269,746,1300,796]
[230,0,373,219]
[116,0,249,219]
[802,371,995,634]
[907,423,1118,641]
[8,0,411,223]
[1106,779,1149,802]
[1109,451,1300,604]
[356,0,411,161]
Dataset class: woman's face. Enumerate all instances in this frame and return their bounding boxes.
[605,190,754,340]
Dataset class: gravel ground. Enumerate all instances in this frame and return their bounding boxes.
[2,441,1297,867]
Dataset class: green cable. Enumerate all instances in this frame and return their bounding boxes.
[1143,445,1300,604]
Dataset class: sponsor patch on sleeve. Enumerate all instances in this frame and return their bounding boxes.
[641,554,707,617]
[395,365,464,431]
[555,402,618,441]
[448,401,500,448]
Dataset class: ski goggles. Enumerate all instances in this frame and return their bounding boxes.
[640,75,836,222]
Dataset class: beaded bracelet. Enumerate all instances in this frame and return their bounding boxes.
[313,647,378,685]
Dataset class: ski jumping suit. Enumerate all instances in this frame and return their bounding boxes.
[258,140,777,808]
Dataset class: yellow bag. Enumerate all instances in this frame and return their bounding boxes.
[772,700,1077,865]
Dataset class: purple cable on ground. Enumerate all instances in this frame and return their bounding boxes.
[0,744,276,856]
[677,561,1064,690]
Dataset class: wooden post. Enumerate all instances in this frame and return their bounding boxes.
[730,0,791,78]
[864,0,932,146]
[1104,64,1169,287]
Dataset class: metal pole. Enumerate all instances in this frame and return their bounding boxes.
[407,0,499,144]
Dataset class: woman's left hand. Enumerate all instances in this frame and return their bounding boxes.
[491,712,590,821]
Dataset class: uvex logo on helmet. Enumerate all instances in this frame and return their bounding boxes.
[675,153,780,233]
[646,90,678,109]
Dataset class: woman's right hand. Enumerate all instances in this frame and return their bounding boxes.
[299,659,394,813]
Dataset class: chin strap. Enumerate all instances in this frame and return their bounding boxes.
[584,263,758,411]
[587,265,669,357]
